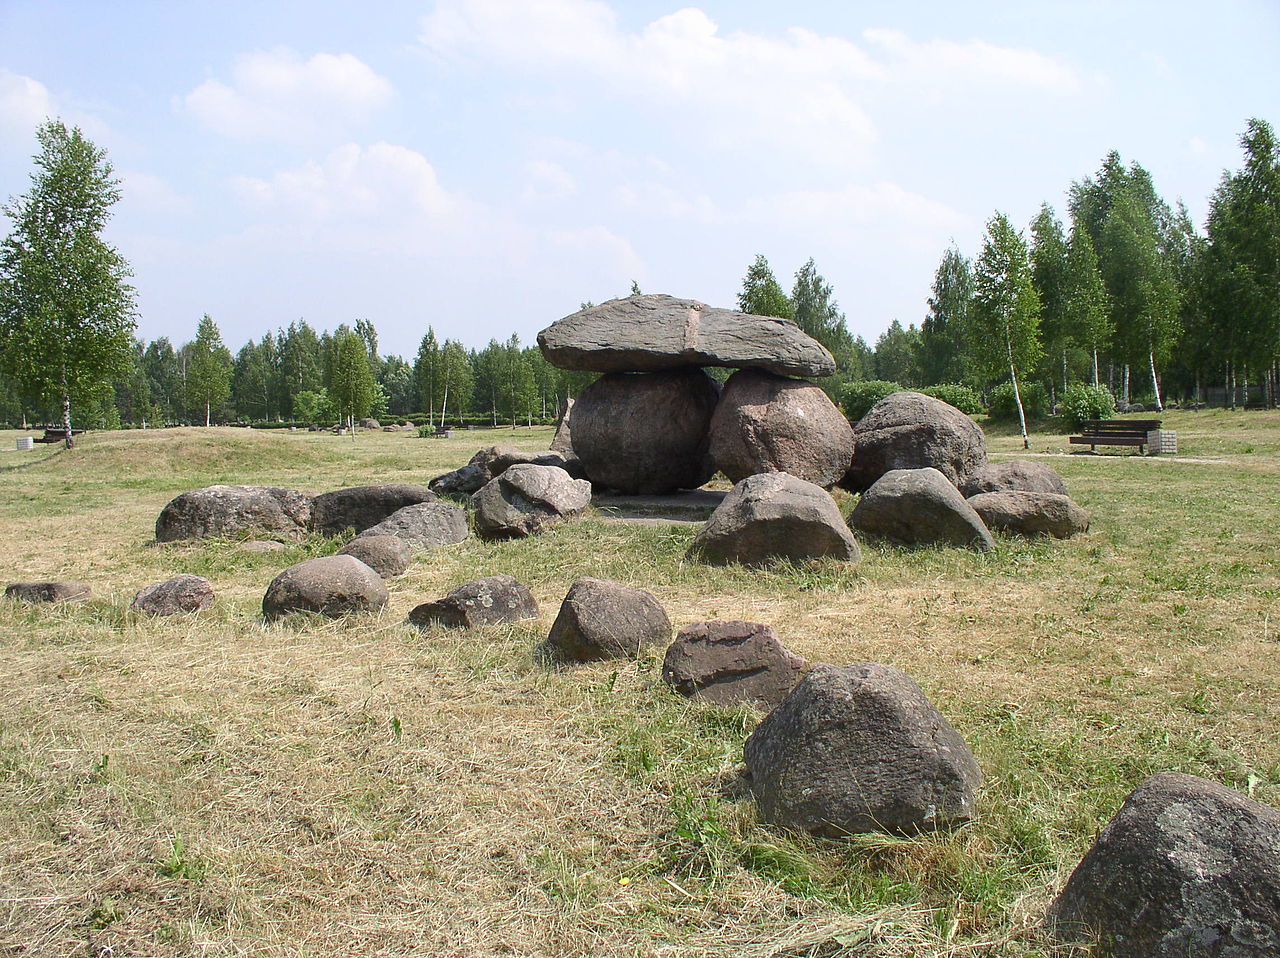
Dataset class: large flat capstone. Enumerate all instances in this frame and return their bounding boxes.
[537,294,836,379]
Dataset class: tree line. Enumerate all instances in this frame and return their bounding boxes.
[0,313,603,430]
[1,118,1276,439]
[881,119,1278,429]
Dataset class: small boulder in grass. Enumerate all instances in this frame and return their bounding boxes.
[355,501,469,550]
[131,575,215,615]
[408,575,539,630]
[541,577,671,663]
[848,467,994,551]
[959,459,1067,498]
[743,663,982,837]
[238,540,289,554]
[428,463,488,497]
[687,472,861,567]
[967,490,1090,539]
[309,483,437,536]
[337,535,413,578]
[662,620,808,709]
[6,581,91,604]
[262,555,388,620]
[1049,772,1280,957]
[472,464,592,540]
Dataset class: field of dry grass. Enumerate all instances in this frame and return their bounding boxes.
[1,412,1277,957]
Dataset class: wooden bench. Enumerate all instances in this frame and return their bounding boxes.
[34,428,85,444]
[1069,419,1162,454]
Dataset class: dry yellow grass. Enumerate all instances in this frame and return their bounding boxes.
[0,418,1277,957]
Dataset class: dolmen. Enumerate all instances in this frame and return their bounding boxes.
[537,294,850,494]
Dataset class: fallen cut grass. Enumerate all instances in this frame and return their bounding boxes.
[1,415,1277,957]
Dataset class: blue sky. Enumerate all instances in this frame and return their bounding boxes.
[1,0,1277,360]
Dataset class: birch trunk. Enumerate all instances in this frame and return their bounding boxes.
[61,364,73,449]
[1007,343,1030,450]
[1148,350,1163,411]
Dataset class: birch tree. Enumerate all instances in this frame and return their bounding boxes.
[0,120,136,446]
[969,213,1043,449]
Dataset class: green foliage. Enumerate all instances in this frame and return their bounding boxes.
[970,212,1043,445]
[1200,118,1280,383]
[791,257,859,386]
[0,120,136,442]
[873,319,923,385]
[969,213,1044,381]
[185,314,233,425]
[737,254,794,319]
[1061,382,1117,426]
[1030,204,1071,358]
[920,383,983,415]
[1064,223,1112,381]
[987,381,1050,421]
[158,835,206,883]
[277,320,323,418]
[293,388,335,423]
[231,333,279,421]
[1102,188,1181,367]
[840,380,902,421]
[327,328,376,429]
[920,245,972,386]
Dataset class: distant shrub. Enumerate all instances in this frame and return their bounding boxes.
[1061,383,1116,427]
[840,381,902,422]
[416,424,436,438]
[987,381,1050,421]
[920,383,983,416]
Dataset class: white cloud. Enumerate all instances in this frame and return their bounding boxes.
[420,2,1081,162]
[0,70,55,136]
[232,142,453,224]
[862,28,1080,93]
[1188,136,1208,156]
[613,180,716,222]
[183,48,393,142]
[421,0,879,162]
[223,141,643,311]
[521,159,577,202]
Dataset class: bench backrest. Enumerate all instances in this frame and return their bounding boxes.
[1078,419,1161,433]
